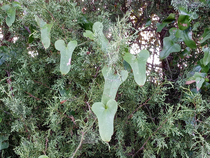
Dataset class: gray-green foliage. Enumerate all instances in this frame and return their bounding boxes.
[0,0,210,158]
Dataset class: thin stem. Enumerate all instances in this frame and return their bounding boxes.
[71,118,96,158]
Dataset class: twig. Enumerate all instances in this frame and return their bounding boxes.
[43,138,48,155]
[71,118,96,158]
[132,118,168,157]
[25,91,40,101]
[33,80,53,90]
[127,96,152,120]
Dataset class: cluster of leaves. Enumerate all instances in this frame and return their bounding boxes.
[0,0,210,158]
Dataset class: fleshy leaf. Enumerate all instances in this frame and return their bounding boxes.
[55,40,77,75]
[101,66,128,104]
[38,156,49,158]
[178,15,190,30]
[123,50,150,86]
[92,99,118,142]
[202,47,210,66]
[93,22,109,53]
[35,16,53,49]
[176,29,196,49]
[200,28,210,43]
[83,30,94,40]
[160,37,181,59]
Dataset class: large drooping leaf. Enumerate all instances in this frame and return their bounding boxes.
[202,47,210,66]
[93,22,109,53]
[186,72,207,91]
[92,99,118,142]
[1,2,20,27]
[200,28,210,43]
[156,13,175,32]
[101,66,128,104]
[83,22,109,53]
[160,37,181,59]
[35,16,53,49]
[123,50,150,86]
[0,134,9,150]
[55,40,77,75]
[175,29,196,49]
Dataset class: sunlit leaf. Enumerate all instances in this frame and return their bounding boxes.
[160,37,181,59]
[35,16,53,49]
[123,50,150,86]
[101,66,128,104]
[92,99,118,142]
[55,39,77,75]
[178,7,198,19]
[200,28,210,43]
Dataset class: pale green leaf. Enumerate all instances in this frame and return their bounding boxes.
[55,40,77,75]
[83,30,94,40]
[92,99,118,142]
[101,66,128,104]
[38,156,49,158]
[35,16,52,49]
[202,47,210,66]
[41,24,53,49]
[92,22,109,53]
[123,50,150,86]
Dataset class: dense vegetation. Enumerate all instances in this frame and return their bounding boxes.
[0,0,210,157]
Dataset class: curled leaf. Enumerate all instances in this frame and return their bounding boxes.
[35,16,53,49]
[102,66,128,104]
[123,50,150,86]
[92,99,118,142]
[55,40,77,75]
